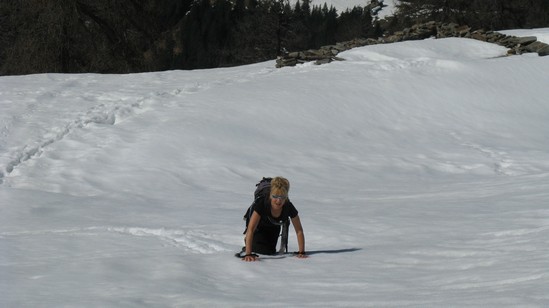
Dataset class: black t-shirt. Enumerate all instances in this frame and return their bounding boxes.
[251,196,298,254]
[254,196,298,225]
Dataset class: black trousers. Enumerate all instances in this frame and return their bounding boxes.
[251,227,280,255]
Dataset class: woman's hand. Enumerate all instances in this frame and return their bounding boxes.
[295,251,308,259]
[242,254,259,262]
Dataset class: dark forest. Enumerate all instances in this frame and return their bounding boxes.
[1,0,548,75]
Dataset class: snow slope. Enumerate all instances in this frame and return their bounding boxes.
[1,30,549,307]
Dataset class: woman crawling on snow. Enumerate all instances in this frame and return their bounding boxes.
[242,176,308,262]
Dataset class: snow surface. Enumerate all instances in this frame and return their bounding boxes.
[2,29,549,307]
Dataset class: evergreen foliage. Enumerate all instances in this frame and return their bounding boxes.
[1,0,548,75]
[388,0,549,32]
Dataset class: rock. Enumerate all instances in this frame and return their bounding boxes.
[516,36,538,45]
[471,31,487,41]
[275,21,546,68]
[314,58,332,65]
[538,44,549,56]
[522,41,547,53]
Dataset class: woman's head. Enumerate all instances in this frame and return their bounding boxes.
[270,176,290,199]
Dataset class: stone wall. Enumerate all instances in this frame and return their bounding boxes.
[275,21,549,68]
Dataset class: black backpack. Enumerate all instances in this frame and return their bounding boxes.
[243,177,273,231]
[254,177,273,200]
[242,177,290,253]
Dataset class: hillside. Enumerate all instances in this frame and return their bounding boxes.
[1,29,549,306]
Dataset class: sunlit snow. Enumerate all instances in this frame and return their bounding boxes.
[1,29,549,306]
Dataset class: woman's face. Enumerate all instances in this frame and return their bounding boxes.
[270,193,287,209]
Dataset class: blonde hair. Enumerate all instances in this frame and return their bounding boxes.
[270,176,290,196]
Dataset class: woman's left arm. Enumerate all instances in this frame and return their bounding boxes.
[291,215,308,258]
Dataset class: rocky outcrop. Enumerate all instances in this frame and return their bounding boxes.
[276,21,549,68]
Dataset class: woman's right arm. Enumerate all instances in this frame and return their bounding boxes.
[243,211,261,261]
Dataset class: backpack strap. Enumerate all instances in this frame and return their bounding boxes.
[278,218,290,254]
